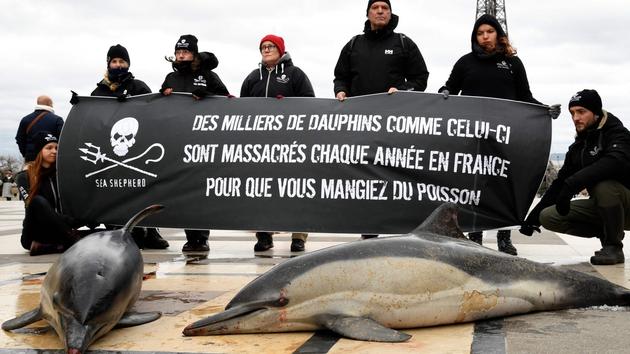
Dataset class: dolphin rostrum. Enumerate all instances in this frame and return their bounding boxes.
[183,203,630,342]
[2,205,164,353]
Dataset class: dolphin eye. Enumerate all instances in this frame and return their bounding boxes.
[276,297,289,306]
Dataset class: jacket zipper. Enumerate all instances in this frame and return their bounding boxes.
[264,69,272,97]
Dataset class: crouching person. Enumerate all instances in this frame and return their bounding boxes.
[521,89,630,265]
[17,132,82,256]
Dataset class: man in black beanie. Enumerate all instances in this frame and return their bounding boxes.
[521,89,630,265]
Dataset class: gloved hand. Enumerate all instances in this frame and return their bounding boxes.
[519,210,541,236]
[192,88,207,100]
[440,89,450,99]
[548,104,561,119]
[227,94,236,98]
[70,90,80,105]
[116,90,129,102]
[555,183,574,216]
[519,224,541,236]
[276,94,284,99]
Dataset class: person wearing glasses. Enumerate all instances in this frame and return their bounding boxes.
[240,34,314,252]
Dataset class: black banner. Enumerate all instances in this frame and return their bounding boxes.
[58,92,550,233]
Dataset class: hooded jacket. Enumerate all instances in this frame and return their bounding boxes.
[440,14,540,104]
[334,14,429,96]
[161,51,229,97]
[91,72,151,97]
[240,53,315,98]
[528,111,630,224]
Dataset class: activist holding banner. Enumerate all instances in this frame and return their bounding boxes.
[521,90,630,265]
[334,0,429,240]
[161,34,230,252]
[161,34,229,99]
[90,44,169,250]
[240,34,315,252]
[16,132,82,256]
[439,14,561,255]
[15,95,64,163]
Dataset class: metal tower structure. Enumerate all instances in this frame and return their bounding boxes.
[476,0,508,35]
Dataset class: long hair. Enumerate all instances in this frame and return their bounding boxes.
[498,36,517,57]
[25,151,55,206]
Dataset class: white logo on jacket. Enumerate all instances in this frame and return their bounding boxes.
[384,49,394,55]
[276,74,290,84]
[193,75,207,87]
[496,61,510,70]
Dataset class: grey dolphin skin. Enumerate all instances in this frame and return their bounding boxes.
[2,205,164,354]
[183,203,630,342]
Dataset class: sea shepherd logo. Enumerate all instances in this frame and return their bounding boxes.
[79,117,165,188]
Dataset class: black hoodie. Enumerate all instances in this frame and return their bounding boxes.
[161,51,229,97]
[91,72,151,97]
[334,14,429,96]
[440,14,540,104]
[240,53,315,98]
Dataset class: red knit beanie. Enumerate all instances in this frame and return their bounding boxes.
[260,34,285,56]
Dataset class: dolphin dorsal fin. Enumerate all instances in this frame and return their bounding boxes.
[122,205,164,232]
[410,203,466,239]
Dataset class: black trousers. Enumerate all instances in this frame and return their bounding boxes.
[20,196,71,250]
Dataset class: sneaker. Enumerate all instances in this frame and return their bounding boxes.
[361,234,378,240]
[182,240,210,252]
[254,232,274,251]
[291,239,305,252]
[131,227,146,249]
[497,231,517,256]
[144,228,169,249]
[30,241,65,256]
[590,247,625,265]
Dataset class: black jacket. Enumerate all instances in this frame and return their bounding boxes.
[161,52,229,97]
[16,168,60,212]
[440,15,540,104]
[240,53,314,98]
[15,109,64,162]
[529,112,630,223]
[91,72,151,97]
[334,14,429,96]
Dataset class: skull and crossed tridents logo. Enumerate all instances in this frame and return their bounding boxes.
[79,117,165,178]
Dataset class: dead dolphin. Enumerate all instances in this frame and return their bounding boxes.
[2,205,164,353]
[183,203,630,342]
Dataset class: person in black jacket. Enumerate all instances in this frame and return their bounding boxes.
[521,90,630,265]
[439,14,561,255]
[161,34,230,253]
[333,0,429,101]
[91,44,151,99]
[17,132,81,256]
[15,95,64,162]
[240,34,314,252]
[161,34,229,99]
[334,0,428,240]
[90,44,169,250]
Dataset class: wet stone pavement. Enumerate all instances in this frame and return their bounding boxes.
[0,201,629,353]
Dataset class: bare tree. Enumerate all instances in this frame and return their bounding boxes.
[0,154,24,174]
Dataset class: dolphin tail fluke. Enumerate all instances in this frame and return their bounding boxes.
[411,203,467,239]
[319,315,411,342]
[122,204,165,232]
[115,311,162,328]
[2,307,43,330]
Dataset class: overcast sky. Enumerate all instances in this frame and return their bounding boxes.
[1,0,628,158]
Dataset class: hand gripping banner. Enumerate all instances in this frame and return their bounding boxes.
[58,92,551,233]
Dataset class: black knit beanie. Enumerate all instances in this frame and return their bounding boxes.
[568,89,603,117]
[366,0,391,15]
[107,44,130,66]
[175,34,198,54]
[33,131,58,156]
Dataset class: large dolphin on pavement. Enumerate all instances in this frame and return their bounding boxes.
[2,205,164,353]
[183,203,630,342]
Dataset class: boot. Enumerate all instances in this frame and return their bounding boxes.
[591,205,625,265]
[30,241,65,256]
[291,239,305,252]
[468,231,483,245]
[254,232,274,251]
[144,228,170,249]
[131,227,146,249]
[497,230,517,255]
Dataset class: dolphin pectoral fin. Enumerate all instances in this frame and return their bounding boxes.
[319,315,412,342]
[114,311,162,328]
[2,307,43,331]
[411,203,466,239]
